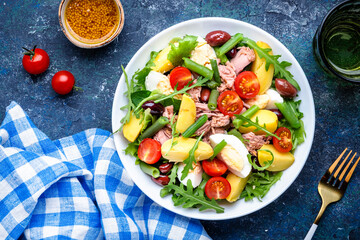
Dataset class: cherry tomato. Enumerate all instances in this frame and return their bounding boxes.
[202,158,228,177]
[138,138,162,164]
[205,176,231,200]
[22,46,50,75]
[217,91,243,117]
[273,127,293,152]
[234,71,260,99]
[169,67,192,90]
[51,71,75,95]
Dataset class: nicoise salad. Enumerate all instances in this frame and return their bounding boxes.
[119,30,305,213]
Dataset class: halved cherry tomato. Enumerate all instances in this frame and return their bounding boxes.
[205,176,231,200]
[169,66,192,90]
[202,158,228,177]
[217,91,243,117]
[138,138,162,164]
[273,127,293,152]
[234,71,260,99]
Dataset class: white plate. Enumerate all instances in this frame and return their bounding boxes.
[112,17,315,220]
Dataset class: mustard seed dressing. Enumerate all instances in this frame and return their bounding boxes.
[65,0,119,43]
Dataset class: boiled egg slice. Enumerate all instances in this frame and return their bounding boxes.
[177,162,203,188]
[190,37,217,69]
[209,134,251,178]
[265,89,284,109]
[145,70,174,95]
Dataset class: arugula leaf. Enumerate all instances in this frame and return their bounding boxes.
[133,51,159,90]
[243,37,300,91]
[165,115,180,156]
[120,66,136,125]
[131,90,151,106]
[240,171,282,201]
[247,151,274,171]
[181,132,205,180]
[164,181,225,213]
[168,35,198,66]
[234,115,280,140]
[124,141,139,157]
[160,164,179,198]
[159,98,181,113]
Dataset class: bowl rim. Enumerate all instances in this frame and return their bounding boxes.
[112,17,316,220]
[58,0,125,49]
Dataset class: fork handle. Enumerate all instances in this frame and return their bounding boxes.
[304,224,318,240]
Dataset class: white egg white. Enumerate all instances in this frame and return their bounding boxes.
[209,134,251,178]
[265,89,284,109]
[145,71,173,95]
[177,162,203,188]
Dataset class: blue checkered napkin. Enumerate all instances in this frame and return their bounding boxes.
[0,102,211,240]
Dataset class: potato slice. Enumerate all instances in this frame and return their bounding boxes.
[238,110,278,135]
[151,45,174,73]
[226,172,250,202]
[122,112,144,142]
[161,137,213,162]
[251,41,275,94]
[258,144,295,171]
[176,95,196,133]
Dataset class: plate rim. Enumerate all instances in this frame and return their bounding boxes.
[111,17,316,220]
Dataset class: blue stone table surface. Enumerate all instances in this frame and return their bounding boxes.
[1,0,359,239]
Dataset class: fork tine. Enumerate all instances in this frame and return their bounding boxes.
[333,150,353,178]
[345,156,360,182]
[329,148,348,174]
[339,153,357,181]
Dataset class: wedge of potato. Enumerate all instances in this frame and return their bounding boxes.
[122,112,144,142]
[176,95,196,133]
[161,137,213,162]
[226,172,250,202]
[251,41,274,94]
[238,110,278,135]
[258,144,295,171]
[151,45,174,73]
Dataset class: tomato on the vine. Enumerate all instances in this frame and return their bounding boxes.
[202,158,228,177]
[205,176,231,200]
[51,71,76,95]
[138,138,162,164]
[234,71,260,99]
[169,66,192,90]
[217,91,243,117]
[273,127,293,152]
[22,46,50,75]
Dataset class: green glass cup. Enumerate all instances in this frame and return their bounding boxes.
[313,0,360,82]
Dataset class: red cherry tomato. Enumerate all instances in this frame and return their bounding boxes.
[234,71,260,99]
[205,176,231,200]
[22,46,50,75]
[169,67,192,90]
[202,158,228,177]
[217,91,243,117]
[51,71,75,95]
[138,138,162,164]
[273,127,293,152]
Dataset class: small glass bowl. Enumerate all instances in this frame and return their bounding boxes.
[58,0,125,49]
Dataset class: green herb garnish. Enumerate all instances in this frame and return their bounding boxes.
[165,115,180,156]
[243,37,300,90]
[181,132,205,180]
[247,151,274,171]
[234,115,280,140]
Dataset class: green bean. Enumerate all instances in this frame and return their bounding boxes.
[182,115,208,138]
[275,102,301,129]
[210,59,221,84]
[214,46,229,64]
[139,116,169,140]
[233,105,260,128]
[218,33,244,56]
[210,140,227,160]
[228,129,247,144]
[208,89,219,111]
[139,161,160,178]
[183,57,213,80]
[206,80,220,89]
